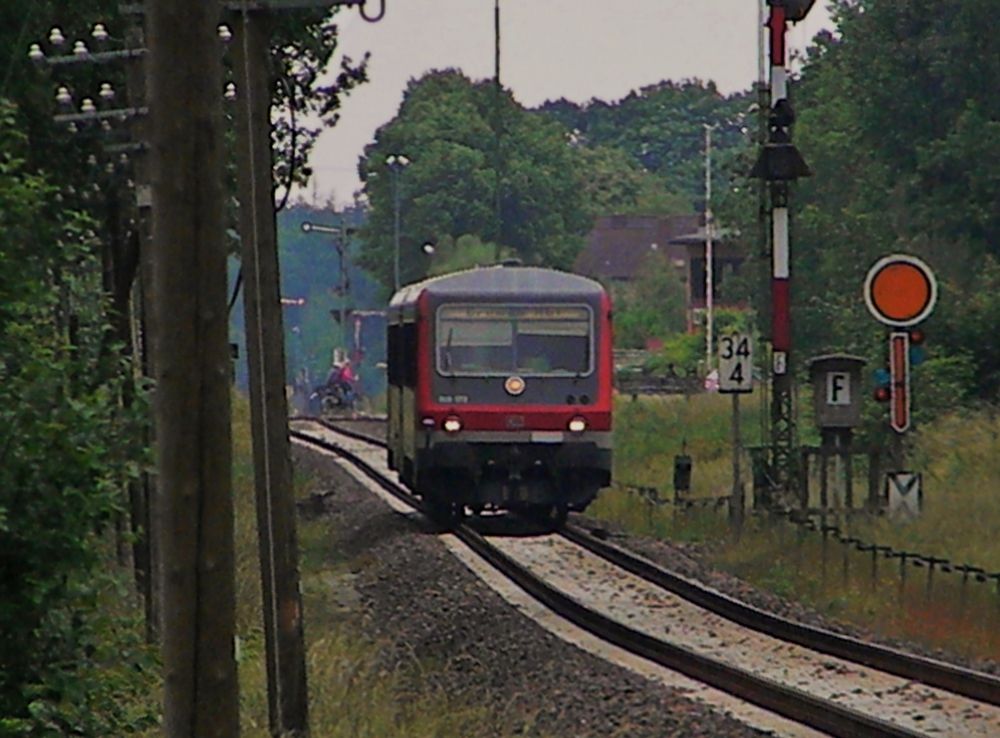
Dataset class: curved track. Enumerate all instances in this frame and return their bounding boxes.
[291,419,1000,738]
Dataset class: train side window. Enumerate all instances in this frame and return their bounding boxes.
[402,322,418,387]
[387,324,400,386]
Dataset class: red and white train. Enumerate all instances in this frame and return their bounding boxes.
[386,262,613,525]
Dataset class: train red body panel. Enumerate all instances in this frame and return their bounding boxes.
[386,264,613,522]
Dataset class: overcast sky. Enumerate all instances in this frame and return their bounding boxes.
[304,1,833,207]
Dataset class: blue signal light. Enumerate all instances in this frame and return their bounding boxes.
[873,368,891,388]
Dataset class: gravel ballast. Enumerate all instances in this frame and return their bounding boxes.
[573,513,1000,678]
[309,418,999,679]
[293,445,766,738]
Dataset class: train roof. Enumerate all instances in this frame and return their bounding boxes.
[389,264,605,311]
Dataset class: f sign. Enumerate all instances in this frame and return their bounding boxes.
[826,371,850,406]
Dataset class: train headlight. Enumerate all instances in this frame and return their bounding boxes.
[567,416,587,433]
[443,415,463,433]
[421,417,435,428]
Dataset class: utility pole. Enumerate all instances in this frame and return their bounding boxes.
[146,0,238,733]
[704,123,714,373]
[123,16,159,643]
[232,7,309,735]
[229,2,383,732]
[31,15,159,640]
[493,0,502,261]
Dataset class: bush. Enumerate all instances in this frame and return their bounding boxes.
[644,332,704,375]
[0,100,150,733]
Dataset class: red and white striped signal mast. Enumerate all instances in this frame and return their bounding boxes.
[751,0,815,505]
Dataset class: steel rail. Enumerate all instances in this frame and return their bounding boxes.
[299,418,1000,706]
[290,426,926,738]
[560,525,1000,707]
[292,415,387,448]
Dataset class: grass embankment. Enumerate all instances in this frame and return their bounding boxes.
[231,397,504,737]
[592,393,1000,661]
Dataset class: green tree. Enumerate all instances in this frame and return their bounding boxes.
[268,11,369,203]
[0,101,152,733]
[357,70,592,289]
[536,80,754,204]
[715,0,1000,409]
[574,144,691,216]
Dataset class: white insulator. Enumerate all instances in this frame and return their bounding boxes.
[99,82,115,101]
[91,23,109,43]
[55,86,73,107]
[28,44,45,63]
[49,27,66,46]
[73,40,89,57]
[80,98,96,114]
[217,24,233,43]
[224,82,237,101]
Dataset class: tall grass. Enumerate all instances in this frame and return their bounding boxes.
[232,394,518,737]
[612,393,763,497]
[593,393,1000,661]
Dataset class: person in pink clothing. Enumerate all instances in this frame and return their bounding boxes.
[323,357,356,407]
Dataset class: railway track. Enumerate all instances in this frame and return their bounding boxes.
[290,418,1000,738]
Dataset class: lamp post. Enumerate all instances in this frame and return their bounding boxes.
[301,220,353,354]
[386,154,410,292]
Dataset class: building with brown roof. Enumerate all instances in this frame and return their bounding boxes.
[573,214,747,333]
[573,214,700,282]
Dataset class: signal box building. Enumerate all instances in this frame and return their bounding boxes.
[572,214,747,333]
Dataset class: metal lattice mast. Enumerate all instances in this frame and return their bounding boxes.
[751,1,814,505]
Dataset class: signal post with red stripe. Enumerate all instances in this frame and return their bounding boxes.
[888,331,910,433]
[864,255,937,434]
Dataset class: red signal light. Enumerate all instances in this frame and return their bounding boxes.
[874,386,890,402]
[909,328,925,345]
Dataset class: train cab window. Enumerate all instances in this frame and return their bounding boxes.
[436,304,592,377]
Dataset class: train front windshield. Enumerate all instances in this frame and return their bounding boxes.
[436,304,593,377]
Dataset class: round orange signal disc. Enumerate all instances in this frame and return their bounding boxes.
[864,255,937,327]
